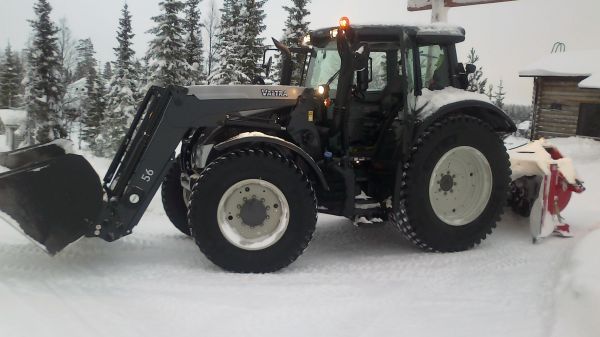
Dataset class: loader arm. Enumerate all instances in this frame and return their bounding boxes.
[97,85,194,241]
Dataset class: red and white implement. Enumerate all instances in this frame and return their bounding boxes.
[508,140,585,242]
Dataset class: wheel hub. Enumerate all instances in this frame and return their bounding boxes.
[239,198,268,227]
[217,179,289,251]
[428,146,493,226]
[439,173,455,192]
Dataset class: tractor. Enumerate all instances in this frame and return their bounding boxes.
[0,18,520,273]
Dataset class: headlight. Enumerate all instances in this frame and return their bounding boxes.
[317,84,330,99]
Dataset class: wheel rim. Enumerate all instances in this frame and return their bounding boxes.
[217,179,290,250]
[428,146,493,226]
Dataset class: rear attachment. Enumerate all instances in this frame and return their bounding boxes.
[508,139,585,242]
[0,141,103,254]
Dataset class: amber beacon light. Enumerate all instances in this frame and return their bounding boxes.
[339,17,350,30]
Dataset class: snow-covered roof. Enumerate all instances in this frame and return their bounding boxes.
[519,50,600,89]
[0,109,27,126]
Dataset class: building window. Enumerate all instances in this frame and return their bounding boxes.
[577,103,600,138]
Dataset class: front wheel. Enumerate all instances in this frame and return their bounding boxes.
[161,156,191,236]
[393,114,511,252]
[188,149,317,273]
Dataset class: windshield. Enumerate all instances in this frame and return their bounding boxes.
[304,45,340,90]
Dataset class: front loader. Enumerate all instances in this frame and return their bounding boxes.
[0,18,582,273]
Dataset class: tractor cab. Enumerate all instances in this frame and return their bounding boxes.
[282,19,473,160]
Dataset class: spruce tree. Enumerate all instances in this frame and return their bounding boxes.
[103,62,113,81]
[25,0,65,143]
[281,0,310,84]
[146,0,192,86]
[210,0,245,84]
[466,48,488,94]
[183,0,205,84]
[104,3,139,155]
[74,38,97,80]
[238,0,267,82]
[81,68,108,156]
[0,44,24,108]
[494,80,506,109]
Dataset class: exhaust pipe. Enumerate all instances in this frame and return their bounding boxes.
[0,140,103,254]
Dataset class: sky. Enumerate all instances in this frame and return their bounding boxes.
[0,0,599,105]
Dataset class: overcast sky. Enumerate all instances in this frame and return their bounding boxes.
[1,0,599,104]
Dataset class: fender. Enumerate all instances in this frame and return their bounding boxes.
[418,100,517,134]
[213,132,330,191]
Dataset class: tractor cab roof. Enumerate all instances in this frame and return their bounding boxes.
[309,24,465,48]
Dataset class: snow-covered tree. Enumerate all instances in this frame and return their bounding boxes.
[280,0,310,84]
[494,80,506,109]
[0,44,25,108]
[81,68,108,156]
[134,58,148,100]
[209,0,246,84]
[104,3,139,155]
[203,0,220,79]
[183,0,205,84]
[466,48,487,94]
[103,62,113,81]
[487,84,494,101]
[25,0,66,143]
[74,38,97,80]
[146,0,192,86]
[238,0,267,82]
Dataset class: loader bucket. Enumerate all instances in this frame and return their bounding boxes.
[0,142,103,255]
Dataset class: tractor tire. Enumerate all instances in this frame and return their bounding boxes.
[392,114,511,252]
[161,156,191,236]
[188,148,317,273]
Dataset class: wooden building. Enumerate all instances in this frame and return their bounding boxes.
[520,50,600,140]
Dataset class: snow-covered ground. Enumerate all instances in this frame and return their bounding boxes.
[0,137,598,337]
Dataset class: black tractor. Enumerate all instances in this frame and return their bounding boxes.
[0,18,515,273]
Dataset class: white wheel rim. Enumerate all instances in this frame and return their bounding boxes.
[217,179,290,250]
[428,146,493,226]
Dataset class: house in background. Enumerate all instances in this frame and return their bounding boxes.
[520,50,600,140]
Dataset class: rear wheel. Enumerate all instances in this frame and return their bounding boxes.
[188,149,317,273]
[392,114,511,252]
[161,156,191,236]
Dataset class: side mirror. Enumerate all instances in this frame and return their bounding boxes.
[262,56,273,78]
[356,69,369,92]
[455,63,470,90]
[354,44,370,93]
[465,63,476,74]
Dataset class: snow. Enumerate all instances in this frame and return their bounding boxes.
[519,50,600,89]
[415,87,491,119]
[551,227,600,337]
[0,138,599,337]
[0,109,27,126]
[517,120,531,131]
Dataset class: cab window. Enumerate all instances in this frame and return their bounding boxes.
[419,45,450,90]
[369,51,387,91]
